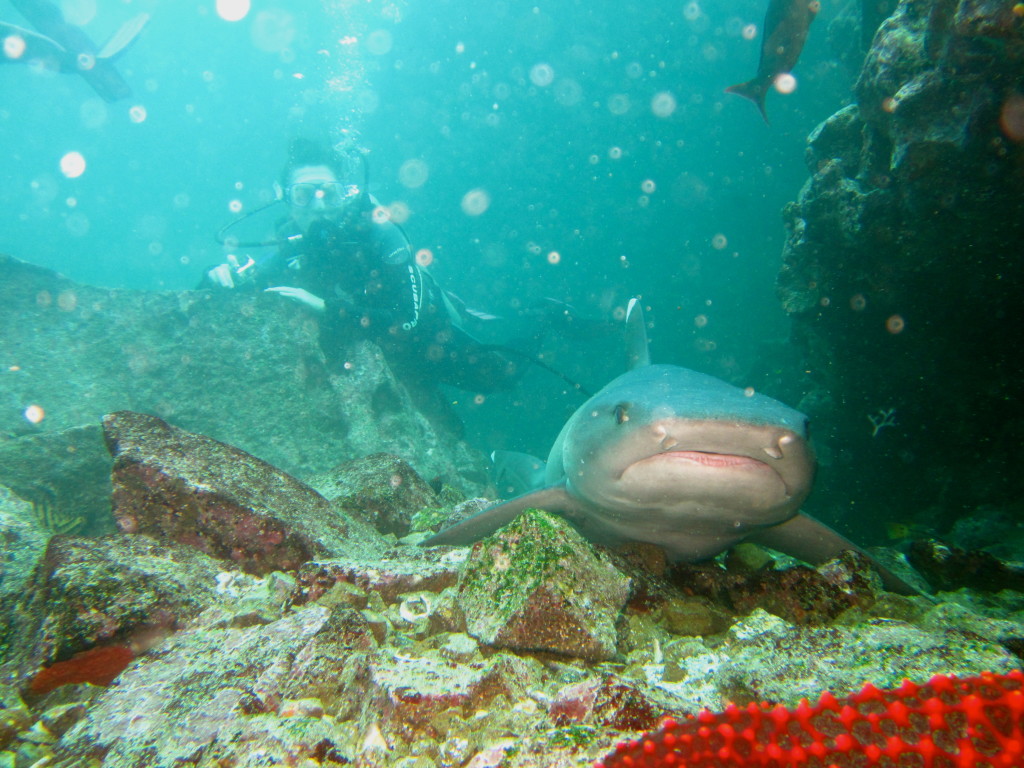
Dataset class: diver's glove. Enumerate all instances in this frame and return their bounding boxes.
[264,286,326,313]
[205,254,256,288]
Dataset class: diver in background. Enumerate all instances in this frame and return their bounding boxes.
[204,138,565,396]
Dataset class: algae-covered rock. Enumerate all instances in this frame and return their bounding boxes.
[49,604,345,766]
[906,538,1024,593]
[2,534,224,681]
[104,410,389,574]
[715,608,1020,706]
[456,510,631,662]
[358,649,541,746]
[306,452,439,537]
[295,546,462,606]
[0,486,48,603]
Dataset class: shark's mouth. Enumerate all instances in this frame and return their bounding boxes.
[652,450,770,470]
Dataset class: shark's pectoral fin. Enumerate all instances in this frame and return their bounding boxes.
[748,513,923,596]
[421,484,576,547]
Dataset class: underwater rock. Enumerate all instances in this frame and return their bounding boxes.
[549,676,683,732]
[714,607,1020,706]
[0,682,32,751]
[413,496,492,535]
[294,546,462,606]
[104,410,389,574]
[0,254,489,493]
[455,509,631,662]
[0,424,113,538]
[306,452,439,537]
[1,534,222,684]
[0,486,49,686]
[357,650,541,747]
[947,504,1024,561]
[48,604,350,766]
[920,600,1024,648]
[775,0,1024,533]
[659,597,732,637]
[0,485,49,601]
[906,538,1024,593]
[665,549,884,626]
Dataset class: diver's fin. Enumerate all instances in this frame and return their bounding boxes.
[491,450,547,498]
[530,297,611,341]
[747,512,923,595]
[0,21,67,59]
[421,483,576,547]
[97,12,149,60]
[463,306,501,321]
[625,298,651,370]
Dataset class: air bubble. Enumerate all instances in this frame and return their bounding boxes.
[461,188,491,216]
[59,152,86,179]
[216,0,250,22]
[530,63,554,87]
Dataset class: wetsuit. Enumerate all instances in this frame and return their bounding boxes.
[239,195,527,394]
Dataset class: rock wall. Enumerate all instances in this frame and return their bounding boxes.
[0,254,490,512]
[777,0,1024,533]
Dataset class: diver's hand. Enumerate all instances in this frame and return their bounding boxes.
[207,263,236,288]
[264,286,326,313]
[206,254,255,288]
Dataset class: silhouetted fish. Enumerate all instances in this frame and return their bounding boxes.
[726,0,820,122]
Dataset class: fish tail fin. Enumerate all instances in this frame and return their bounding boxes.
[725,80,771,124]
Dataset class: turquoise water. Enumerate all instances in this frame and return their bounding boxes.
[0,0,852,456]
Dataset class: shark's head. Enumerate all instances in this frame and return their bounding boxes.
[555,364,815,543]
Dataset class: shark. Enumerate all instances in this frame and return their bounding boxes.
[2,0,149,102]
[424,298,918,595]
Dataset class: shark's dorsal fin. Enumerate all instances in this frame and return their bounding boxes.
[625,297,651,370]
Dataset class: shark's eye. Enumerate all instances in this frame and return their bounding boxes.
[614,404,630,424]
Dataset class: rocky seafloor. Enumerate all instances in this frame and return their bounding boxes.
[1,408,1023,768]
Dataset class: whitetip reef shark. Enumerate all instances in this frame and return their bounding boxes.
[425,298,918,595]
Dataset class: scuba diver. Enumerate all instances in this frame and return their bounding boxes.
[203,138,581,398]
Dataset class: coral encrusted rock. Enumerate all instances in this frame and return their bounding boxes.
[104,410,388,574]
[2,534,223,683]
[455,509,631,662]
